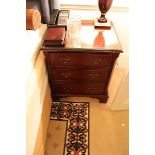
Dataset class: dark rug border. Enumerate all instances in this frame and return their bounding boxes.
[51,101,90,155]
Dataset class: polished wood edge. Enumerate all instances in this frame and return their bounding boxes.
[110,21,124,51]
[41,48,123,53]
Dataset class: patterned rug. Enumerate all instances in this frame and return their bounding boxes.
[45,101,89,155]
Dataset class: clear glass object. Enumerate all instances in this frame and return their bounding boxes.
[67,15,81,39]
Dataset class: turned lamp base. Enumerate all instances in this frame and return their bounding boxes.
[94,18,111,29]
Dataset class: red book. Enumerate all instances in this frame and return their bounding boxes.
[44,27,66,46]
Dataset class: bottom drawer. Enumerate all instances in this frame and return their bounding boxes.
[54,82,105,95]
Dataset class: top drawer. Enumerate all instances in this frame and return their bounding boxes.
[49,53,113,67]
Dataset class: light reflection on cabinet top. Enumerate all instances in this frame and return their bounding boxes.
[41,21,123,53]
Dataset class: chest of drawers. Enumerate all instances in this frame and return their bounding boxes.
[43,51,119,102]
[42,23,122,103]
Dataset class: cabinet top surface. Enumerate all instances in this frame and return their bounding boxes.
[41,21,123,53]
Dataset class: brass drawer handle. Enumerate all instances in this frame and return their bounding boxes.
[88,73,99,78]
[62,73,72,78]
[63,87,72,92]
[86,87,97,93]
[88,88,96,90]
[60,58,71,64]
[92,58,102,65]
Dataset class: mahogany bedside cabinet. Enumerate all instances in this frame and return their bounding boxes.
[41,21,123,103]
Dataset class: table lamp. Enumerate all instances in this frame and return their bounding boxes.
[94,0,113,29]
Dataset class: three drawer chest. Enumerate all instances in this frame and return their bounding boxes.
[41,22,123,103]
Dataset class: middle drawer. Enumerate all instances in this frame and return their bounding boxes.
[51,68,110,81]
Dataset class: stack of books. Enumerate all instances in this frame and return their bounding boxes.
[43,27,66,47]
